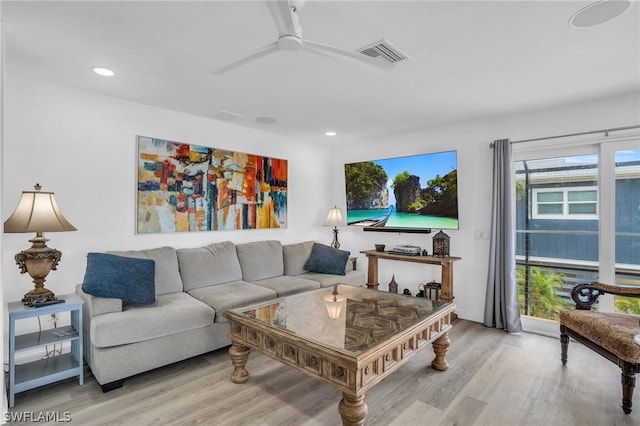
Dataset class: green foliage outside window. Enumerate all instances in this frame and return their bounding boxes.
[615,296,640,315]
[517,265,568,321]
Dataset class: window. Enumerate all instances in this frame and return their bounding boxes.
[532,186,598,219]
[514,137,639,336]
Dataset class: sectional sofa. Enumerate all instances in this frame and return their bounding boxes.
[75,240,365,391]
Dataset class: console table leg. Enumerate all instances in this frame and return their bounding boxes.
[431,332,451,371]
[366,256,379,290]
[339,393,368,426]
[229,343,250,383]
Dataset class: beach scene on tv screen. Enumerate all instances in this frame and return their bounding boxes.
[344,150,458,230]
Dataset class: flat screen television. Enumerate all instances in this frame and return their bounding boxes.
[343,150,458,233]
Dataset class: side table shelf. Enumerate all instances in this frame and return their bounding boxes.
[7,293,84,408]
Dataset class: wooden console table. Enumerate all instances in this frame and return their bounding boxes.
[360,250,461,303]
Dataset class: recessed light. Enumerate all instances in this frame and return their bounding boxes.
[256,116,276,124]
[92,67,115,77]
[325,131,337,136]
[569,0,631,29]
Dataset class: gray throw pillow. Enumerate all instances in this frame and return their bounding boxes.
[304,243,350,276]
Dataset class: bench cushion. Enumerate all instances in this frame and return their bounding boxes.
[188,281,277,324]
[283,241,314,276]
[560,309,640,363]
[177,241,242,291]
[252,275,321,297]
[90,292,214,348]
[299,270,366,288]
[236,240,284,281]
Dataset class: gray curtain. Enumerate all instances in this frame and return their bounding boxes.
[484,139,522,332]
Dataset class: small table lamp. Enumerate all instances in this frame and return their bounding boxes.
[4,184,77,305]
[323,206,346,249]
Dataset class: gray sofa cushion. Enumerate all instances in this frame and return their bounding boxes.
[188,281,277,324]
[236,240,284,281]
[283,241,314,276]
[252,275,321,297]
[108,246,183,295]
[90,292,214,348]
[177,241,242,291]
[300,270,366,288]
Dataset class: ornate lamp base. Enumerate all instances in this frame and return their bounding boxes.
[331,227,341,249]
[22,288,57,306]
[15,234,61,306]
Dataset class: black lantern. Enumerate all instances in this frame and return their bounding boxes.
[432,230,450,257]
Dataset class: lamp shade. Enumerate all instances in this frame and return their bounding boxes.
[322,206,346,227]
[4,187,77,233]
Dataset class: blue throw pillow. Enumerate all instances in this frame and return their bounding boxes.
[304,243,350,276]
[82,253,156,305]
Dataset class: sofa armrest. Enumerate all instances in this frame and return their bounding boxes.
[75,284,122,317]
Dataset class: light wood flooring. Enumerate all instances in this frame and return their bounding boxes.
[6,319,638,425]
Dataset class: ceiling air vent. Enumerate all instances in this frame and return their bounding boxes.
[357,39,409,64]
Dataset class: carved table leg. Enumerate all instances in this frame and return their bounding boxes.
[431,332,451,371]
[229,343,250,383]
[339,393,368,426]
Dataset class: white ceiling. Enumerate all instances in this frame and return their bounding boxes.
[3,1,639,146]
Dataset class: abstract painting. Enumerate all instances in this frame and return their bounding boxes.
[137,136,287,233]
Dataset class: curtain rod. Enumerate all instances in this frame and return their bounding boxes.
[489,124,640,148]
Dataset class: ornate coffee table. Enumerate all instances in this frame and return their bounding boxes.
[224,284,455,426]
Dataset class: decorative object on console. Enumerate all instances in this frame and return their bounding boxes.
[432,230,451,257]
[322,206,346,249]
[388,244,422,255]
[323,286,346,320]
[137,136,288,233]
[420,280,442,300]
[374,244,385,252]
[388,274,398,293]
[4,184,77,306]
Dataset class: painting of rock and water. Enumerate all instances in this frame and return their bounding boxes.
[344,150,458,231]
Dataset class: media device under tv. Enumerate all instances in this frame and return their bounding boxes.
[344,150,459,233]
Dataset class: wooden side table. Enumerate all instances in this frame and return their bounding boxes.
[7,293,84,408]
[360,250,461,303]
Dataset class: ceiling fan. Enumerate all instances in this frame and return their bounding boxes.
[214,0,393,75]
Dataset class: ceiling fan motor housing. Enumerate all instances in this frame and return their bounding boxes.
[278,35,303,51]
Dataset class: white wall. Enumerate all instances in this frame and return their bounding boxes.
[330,92,640,323]
[2,73,638,339]
[1,75,331,323]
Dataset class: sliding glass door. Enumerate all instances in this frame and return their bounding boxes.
[514,138,639,335]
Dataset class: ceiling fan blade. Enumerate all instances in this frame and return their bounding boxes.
[302,40,394,72]
[214,42,280,75]
[266,0,301,37]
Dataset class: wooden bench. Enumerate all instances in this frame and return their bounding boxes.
[560,282,640,414]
